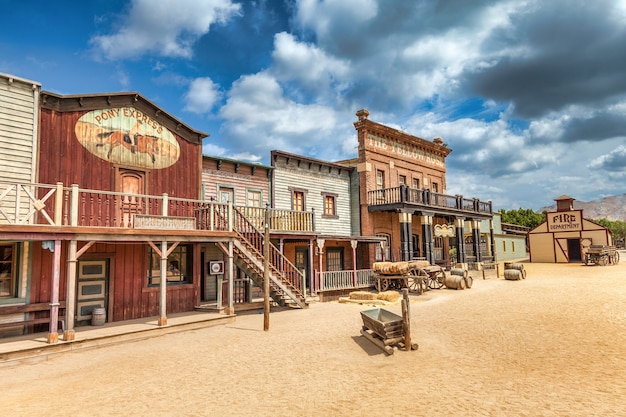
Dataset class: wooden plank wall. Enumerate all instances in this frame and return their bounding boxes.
[29,241,200,323]
[272,155,353,236]
[0,75,39,184]
[201,157,270,206]
[38,108,201,201]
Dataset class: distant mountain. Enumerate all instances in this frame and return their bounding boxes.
[539,194,626,222]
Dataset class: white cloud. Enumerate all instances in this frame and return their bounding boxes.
[271,32,350,95]
[184,77,222,114]
[90,0,241,60]
[219,72,341,155]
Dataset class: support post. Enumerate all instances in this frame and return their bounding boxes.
[351,240,358,287]
[264,204,270,331]
[158,240,168,326]
[455,217,466,264]
[64,240,78,341]
[399,212,413,261]
[226,241,234,314]
[47,240,61,344]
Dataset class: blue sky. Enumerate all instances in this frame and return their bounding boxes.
[2,0,626,211]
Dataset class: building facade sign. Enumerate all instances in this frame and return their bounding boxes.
[133,215,196,230]
[547,210,582,232]
[366,133,445,167]
[75,107,180,169]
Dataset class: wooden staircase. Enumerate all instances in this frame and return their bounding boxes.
[231,207,308,309]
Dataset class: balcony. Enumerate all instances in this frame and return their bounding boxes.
[0,181,314,238]
[367,186,492,218]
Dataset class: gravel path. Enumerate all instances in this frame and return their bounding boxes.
[1,259,625,417]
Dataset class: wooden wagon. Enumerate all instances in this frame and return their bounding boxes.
[585,245,620,266]
[372,261,446,294]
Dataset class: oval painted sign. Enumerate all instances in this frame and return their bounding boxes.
[75,107,180,169]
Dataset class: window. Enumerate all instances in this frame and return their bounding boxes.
[432,182,439,193]
[247,190,262,207]
[412,178,420,189]
[219,186,234,203]
[292,190,305,211]
[376,170,385,189]
[502,241,507,252]
[0,244,16,298]
[322,192,338,217]
[326,248,344,271]
[376,234,391,262]
[148,245,191,286]
[512,241,515,252]
[399,175,406,186]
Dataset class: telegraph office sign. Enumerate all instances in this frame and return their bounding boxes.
[547,210,582,232]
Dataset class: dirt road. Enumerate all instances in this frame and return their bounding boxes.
[1,260,625,416]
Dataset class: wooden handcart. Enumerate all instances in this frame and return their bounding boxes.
[373,261,446,294]
[585,245,620,266]
[359,290,418,355]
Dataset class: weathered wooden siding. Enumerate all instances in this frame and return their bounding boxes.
[29,241,200,323]
[201,157,271,206]
[272,155,353,236]
[38,108,201,200]
[0,74,39,185]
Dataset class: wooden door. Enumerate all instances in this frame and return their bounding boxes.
[76,259,109,325]
[118,169,145,227]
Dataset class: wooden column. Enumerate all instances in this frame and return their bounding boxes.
[455,217,466,264]
[399,212,413,261]
[472,220,482,263]
[64,240,78,341]
[158,240,168,326]
[421,214,434,264]
[226,241,234,315]
[47,240,61,344]
[263,206,270,331]
[351,240,358,287]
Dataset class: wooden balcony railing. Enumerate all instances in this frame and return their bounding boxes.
[315,269,376,292]
[0,181,314,234]
[367,186,492,215]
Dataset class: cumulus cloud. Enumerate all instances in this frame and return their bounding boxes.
[90,0,241,60]
[588,145,626,171]
[218,72,342,158]
[183,77,222,114]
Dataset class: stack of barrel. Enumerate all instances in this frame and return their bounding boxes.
[445,267,473,290]
[503,262,526,280]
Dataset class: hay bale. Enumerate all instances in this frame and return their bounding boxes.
[349,291,378,300]
[377,291,401,302]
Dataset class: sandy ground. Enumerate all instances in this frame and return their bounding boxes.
[1,258,626,417]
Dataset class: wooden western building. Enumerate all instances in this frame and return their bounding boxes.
[345,109,493,268]
[528,195,612,263]
[0,74,308,343]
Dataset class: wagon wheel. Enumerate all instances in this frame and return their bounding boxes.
[379,278,390,292]
[611,252,620,265]
[427,268,445,290]
[407,270,427,294]
[599,255,608,266]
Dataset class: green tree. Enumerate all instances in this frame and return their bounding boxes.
[500,208,545,230]
[593,218,626,246]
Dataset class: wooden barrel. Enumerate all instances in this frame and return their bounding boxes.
[504,263,525,271]
[449,268,468,279]
[464,275,473,289]
[444,275,466,290]
[91,308,106,326]
[504,269,522,281]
